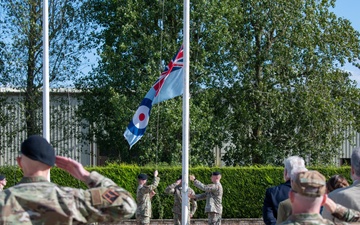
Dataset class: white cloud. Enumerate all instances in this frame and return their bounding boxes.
[339,61,360,87]
[350,71,360,87]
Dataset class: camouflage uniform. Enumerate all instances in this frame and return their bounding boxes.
[280,213,352,225]
[136,177,160,225]
[280,203,360,225]
[332,204,360,222]
[281,171,357,225]
[277,201,360,224]
[193,180,223,225]
[0,171,137,224]
[165,182,198,225]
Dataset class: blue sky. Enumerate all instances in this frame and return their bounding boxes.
[332,0,360,86]
[1,1,359,87]
[77,1,360,87]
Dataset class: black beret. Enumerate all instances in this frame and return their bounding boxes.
[212,171,221,176]
[138,173,148,180]
[0,175,5,181]
[21,135,55,166]
[177,175,182,180]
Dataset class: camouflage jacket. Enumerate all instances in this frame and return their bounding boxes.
[280,213,350,225]
[164,182,197,216]
[193,180,223,214]
[0,171,137,225]
[136,177,160,217]
[332,204,360,222]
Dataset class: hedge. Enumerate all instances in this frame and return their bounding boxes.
[0,165,351,219]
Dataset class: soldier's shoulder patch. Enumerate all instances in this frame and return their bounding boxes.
[102,189,120,204]
[91,189,102,205]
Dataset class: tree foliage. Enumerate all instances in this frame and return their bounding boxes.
[217,0,360,165]
[0,0,92,136]
[77,0,360,166]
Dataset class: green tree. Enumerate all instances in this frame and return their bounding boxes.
[0,0,91,136]
[76,0,220,165]
[214,0,360,165]
[78,0,360,166]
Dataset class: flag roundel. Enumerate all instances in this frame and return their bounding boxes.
[123,45,183,147]
[133,105,150,129]
[127,98,153,135]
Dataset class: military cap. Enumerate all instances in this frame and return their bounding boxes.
[212,171,221,176]
[21,135,55,166]
[177,175,182,180]
[0,175,5,181]
[291,170,326,197]
[138,173,148,180]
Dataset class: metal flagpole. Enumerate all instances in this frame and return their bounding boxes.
[181,0,190,224]
[43,0,50,181]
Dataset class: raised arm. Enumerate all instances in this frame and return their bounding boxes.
[165,179,181,195]
[55,156,137,223]
[324,197,360,222]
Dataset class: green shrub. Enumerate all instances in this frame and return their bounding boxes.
[0,165,351,218]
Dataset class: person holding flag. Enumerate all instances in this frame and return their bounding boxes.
[189,172,223,225]
[136,170,160,225]
[165,175,198,224]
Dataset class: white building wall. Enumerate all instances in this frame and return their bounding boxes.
[339,128,360,163]
[0,88,97,166]
[2,88,359,167]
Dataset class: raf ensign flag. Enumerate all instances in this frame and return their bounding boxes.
[124,46,184,148]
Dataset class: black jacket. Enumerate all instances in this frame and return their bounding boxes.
[262,180,291,225]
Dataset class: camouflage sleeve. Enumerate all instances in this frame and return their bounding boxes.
[193,180,218,192]
[190,188,197,216]
[195,192,207,201]
[164,182,177,195]
[190,198,197,216]
[85,171,118,188]
[140,177,160,194]
[76,171,137,223]
[332,204,360,222]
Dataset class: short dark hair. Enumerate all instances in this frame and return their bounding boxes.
[138,174,148,180]
[326,174,349,193]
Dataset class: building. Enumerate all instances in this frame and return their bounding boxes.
[0,88,97,166]
[1,88,359,167]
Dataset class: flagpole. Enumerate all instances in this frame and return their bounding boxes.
[181,0,190,224]
[43,0,50,181]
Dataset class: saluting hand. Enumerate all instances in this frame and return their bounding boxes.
[323,195,336,213]
[55,156,90,182]
[189,175,195,181]
[154,170,158,177]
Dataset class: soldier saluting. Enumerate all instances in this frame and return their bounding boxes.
[0,135,137,224]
